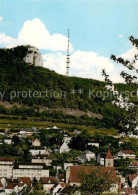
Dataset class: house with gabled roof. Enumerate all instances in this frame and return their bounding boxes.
[118,150,136,159]
[52,183,70,195]
[40,177,57,193]
[59,142,70,153]
[32,138,41,147]
[88,139,99,147]
[128,174,138,188]
[129,162,138,173]
[65,165,117,192]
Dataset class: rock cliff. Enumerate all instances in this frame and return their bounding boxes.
[23,46,43,66]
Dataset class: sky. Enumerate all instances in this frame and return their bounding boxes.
[0,0,137,82]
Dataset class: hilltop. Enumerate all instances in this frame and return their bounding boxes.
[0,45,137,130]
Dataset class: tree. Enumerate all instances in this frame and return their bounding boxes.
[78,167,117,195]
[102,36,138,136]
[70,130,90,151]
[31,181,46,195]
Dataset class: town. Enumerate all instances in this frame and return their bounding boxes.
[0,126,137,194]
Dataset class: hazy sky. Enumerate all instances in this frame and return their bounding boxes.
[0,0,137,82]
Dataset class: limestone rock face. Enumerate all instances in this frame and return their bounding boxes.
[23,46,43,67]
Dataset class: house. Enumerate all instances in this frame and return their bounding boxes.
[0,157,14,178]
[119,139,125,145]
[64,162,77,170]
[66,166,117,190]
[85,150,95,161]
[5,182,26,195]
[0,177,8,190]
[128,174,138,188]
[63,134,72,144]
[19,128,40,137]
[18,177,32,186]
[77,151,96,163]
[4,138,13,145]
[57,174,65,183]
[129,162,138,173]
[118,150,136,159]
[52,183,70,195]
[97,153,105,166]
[5,183,17,194]
[122,187,137,195]
[32,138,41,147]
[97,148,114,167]
[29,147,47,156]
[59,142,70,153]
[19,129,26,136]
[52,126,59,130]
[88,139,99,147]
[31,154,52,166]
[40,177,57,193]
[60,186,79,195]
[13,162,49,179]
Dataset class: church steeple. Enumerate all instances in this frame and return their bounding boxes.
[105,147,114,167]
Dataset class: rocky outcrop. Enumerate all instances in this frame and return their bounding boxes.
[23,46,43,67]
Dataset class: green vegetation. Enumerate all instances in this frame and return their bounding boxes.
[0,45,137,132]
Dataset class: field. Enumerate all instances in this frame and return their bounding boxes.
[0,114,118,136]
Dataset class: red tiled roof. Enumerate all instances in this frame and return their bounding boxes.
[120,150,135,154]
[0,157,14,163]
[5,183,15,189]
[119,140,125,142]
[123,187,136,195]
[32,139,40,142]
[130,161,138,166]
[40,177,57,184]
[105,148,113,159]
[57,174,65,182]
[128,174,138,182]
[18,177,32,185]
[60,183,70,188]
[69,166,117,183]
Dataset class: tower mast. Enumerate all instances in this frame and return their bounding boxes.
[66,29,70,76]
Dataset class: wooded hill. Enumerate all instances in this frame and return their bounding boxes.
[0,46,137,129]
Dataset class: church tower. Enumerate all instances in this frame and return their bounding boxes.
[105,147,114,167]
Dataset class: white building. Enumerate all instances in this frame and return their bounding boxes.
[13,163,49,180]
[19,129,26,135]
[31,154,52,166]
[128,174,138,188]
[85,150,95,161]
[32,138,41,147]
[118,150,136,159]
[59,142,70,153]
[88,139,99,147]
[64,162,76,170]
[29,148,47,156]
[97,153,105,166]
[4,138,13,145]
[40,177,57,194]
[0,157,14,178]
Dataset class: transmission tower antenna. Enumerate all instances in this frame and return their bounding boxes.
[66,29,70,76]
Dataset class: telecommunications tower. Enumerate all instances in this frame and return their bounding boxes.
[66,29,70,76]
